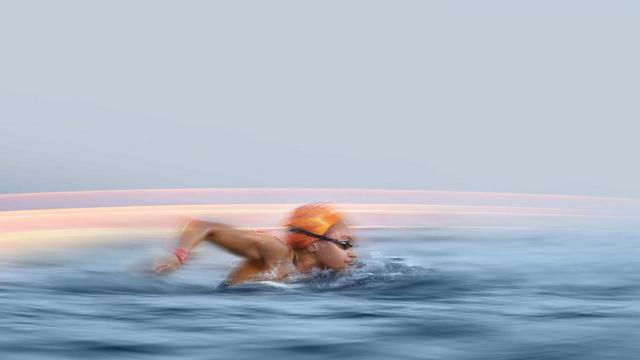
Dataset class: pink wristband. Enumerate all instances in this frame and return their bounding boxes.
[175,248,188,265]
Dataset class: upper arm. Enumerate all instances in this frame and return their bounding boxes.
[201,221,289,262]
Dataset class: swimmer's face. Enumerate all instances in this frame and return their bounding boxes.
[314,221,357,271]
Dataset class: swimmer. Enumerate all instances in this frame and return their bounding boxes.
[153,204,357,285]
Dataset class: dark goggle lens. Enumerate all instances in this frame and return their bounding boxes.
[337,240,353,250]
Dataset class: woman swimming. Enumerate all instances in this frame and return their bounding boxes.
[154,204,357,285]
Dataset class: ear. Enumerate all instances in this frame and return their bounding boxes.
[306,241,319,253]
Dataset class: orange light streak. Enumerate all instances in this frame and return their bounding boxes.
[1,189,639,252]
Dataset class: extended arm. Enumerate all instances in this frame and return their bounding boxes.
[177,219,263,259]
[154,218,286,273]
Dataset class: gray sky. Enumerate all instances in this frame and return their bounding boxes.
[1,1,638,197]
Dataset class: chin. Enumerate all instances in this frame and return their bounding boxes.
[333,264,349,272]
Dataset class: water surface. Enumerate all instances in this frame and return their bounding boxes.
[1,228,639,360]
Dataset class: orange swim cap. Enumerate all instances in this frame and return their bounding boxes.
[286,203,345,250]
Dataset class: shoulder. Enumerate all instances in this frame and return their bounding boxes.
[252,230,291,261]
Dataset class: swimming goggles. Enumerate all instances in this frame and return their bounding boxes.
[288,227,353,250]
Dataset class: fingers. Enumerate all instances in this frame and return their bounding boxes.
[151,248,190,275]
[153,255,180,274]
[154,263,174,274]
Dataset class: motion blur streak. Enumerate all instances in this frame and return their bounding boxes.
[2,188,639,211]
[1,189,639,252]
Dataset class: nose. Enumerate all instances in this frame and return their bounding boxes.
[347,247,357,258]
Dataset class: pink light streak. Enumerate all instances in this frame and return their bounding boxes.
[1,189,639,251]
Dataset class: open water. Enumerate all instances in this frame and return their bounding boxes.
[1,227,639,360]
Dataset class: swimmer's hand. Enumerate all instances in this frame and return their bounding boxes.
[153,256,181,274]
[153,248,188,274]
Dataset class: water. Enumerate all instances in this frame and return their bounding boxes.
[1,228,639,360]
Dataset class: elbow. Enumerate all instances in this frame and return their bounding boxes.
[184,218,224,237]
